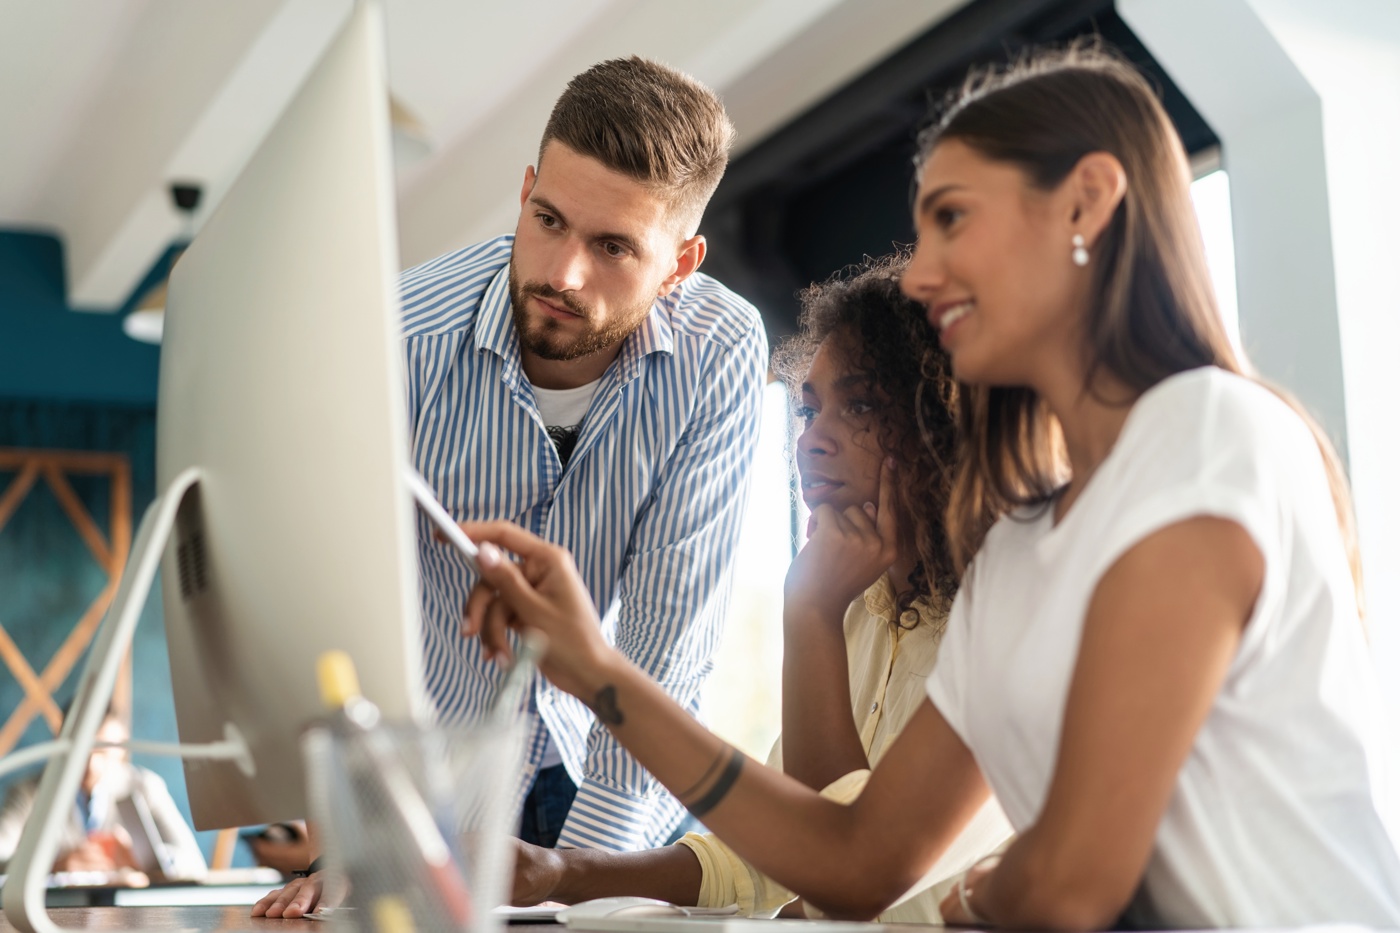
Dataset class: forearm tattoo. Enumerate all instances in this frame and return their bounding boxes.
[682,746,745,819]
[584,684,744,818]
[591,685,625,726]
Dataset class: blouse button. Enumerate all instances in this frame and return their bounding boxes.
[869,701,879,714]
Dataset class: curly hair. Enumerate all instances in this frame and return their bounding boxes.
[771,253,960,618]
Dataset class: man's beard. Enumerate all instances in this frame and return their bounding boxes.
[508,258,653,362]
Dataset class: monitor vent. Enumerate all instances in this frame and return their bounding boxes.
[176,530,208,601]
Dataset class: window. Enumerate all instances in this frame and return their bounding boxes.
[702,381,794,759]
[1190,167,1241,354]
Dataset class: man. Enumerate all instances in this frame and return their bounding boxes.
[399,56,765,853]
[0,710,207,883]
[253,52,765,919]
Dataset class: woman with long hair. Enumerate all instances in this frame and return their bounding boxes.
[461,44,1400,929]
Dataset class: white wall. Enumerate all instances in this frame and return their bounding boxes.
[1122,0,1400,715]
[1251,0,1400,712]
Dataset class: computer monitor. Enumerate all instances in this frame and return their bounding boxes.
[156,0,424,832]
[3,3,447,930]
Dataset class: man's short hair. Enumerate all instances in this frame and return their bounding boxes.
[540,56,735,235]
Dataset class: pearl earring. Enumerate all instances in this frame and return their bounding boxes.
[1071,234,1089,267]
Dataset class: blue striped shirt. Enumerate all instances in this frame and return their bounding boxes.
[400,235,768,850]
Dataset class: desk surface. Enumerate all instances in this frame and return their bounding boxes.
[0,906,319,931]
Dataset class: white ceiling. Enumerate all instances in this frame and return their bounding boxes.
[0,0,968,312]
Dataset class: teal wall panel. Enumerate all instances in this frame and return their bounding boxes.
[0,231,162,405]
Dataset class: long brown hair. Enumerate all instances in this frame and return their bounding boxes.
[772,253,961,619]
[918,42,1363,612]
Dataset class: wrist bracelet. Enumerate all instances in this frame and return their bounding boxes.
[292,855,324,879]
[954,872,989,927]
[676,748,729,801]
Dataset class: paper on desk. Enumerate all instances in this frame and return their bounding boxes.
[497,904,565,923]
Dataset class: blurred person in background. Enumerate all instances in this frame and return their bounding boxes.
[0,707,206,884]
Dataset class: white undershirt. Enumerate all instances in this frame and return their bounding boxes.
[927,367,1400,927]
[528,377,601,771]
[532,379,601,435]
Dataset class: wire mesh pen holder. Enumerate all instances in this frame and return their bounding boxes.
[302,718,525,933]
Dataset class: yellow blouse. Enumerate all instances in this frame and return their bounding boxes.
[676,575,1011,921]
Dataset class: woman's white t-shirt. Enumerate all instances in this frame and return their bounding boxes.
[926,367,1400,927]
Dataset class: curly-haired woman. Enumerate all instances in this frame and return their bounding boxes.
[499,254,1011,921]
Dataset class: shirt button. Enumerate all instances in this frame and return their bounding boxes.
[869,701,879,714]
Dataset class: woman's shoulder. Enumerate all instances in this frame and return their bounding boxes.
[1124,366,1315,466]
[1138,367,1301,434]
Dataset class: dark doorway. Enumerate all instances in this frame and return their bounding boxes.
[701,0,1219,340]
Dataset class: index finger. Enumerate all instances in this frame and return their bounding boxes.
[459,520,556,561]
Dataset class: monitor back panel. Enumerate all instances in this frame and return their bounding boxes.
[159,0,425,830]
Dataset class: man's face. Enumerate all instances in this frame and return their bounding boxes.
[85,717,129,793]
[510,142,694,365]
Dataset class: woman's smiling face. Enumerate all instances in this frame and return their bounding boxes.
[900,139,1088,388]
[795,336,884,513]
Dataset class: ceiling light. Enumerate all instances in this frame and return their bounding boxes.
[123,279,169,344]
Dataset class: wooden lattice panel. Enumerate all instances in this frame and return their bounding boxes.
[0,447,132,755]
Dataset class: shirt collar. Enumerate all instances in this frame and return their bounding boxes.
[473,263,520,361]
[618,298,675,365]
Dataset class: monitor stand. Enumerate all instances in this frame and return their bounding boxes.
[1,467,477,933]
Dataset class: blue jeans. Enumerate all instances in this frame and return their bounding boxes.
[517,765,577,849]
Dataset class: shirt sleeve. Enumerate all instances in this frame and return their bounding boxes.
[1079,373,1314,636]
[557,321,769,850]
